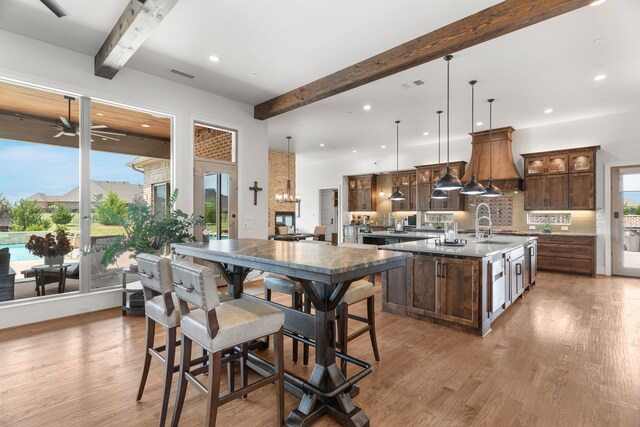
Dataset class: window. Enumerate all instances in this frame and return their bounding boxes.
[153,183,170,215]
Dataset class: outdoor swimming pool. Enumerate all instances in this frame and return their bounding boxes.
[1,244,40,262]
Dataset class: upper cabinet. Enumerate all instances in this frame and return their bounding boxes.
[347,174,377,211]
[415,161,466,212]
[521,146,600,210]
[391,171,416,211]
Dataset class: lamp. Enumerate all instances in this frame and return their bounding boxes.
[276,136,298,203]
[389,120,406,201]
[482,99,502,198]
[431,110,448,200]
[461,80,486,195]
[435,55,463,191]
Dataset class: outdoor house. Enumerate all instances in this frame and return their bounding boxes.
[0,1,639,426]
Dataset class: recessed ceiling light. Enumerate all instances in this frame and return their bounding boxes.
[320,143,325,147]
[141,124,151,128]
[381,145,386,148]
[208,55,221,63]
[363,105,371,111]
[96,113,104,116]
[590,0,606,6]
[544,108,553,114]
[593,38,605,44]
[594,74,607,81]
[476,122,483,126]
[423,132,429,136]
[251,72,258,77]
[352,150,357,153]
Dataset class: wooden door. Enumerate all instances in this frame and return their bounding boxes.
[409,186,417,211]
[417,184,431,211]
[348,190,357,211]
[569,172,594,209]
[524,175,545,210]
[546,174,569,209]
[356,189,369,211]
[439,258,479,327]
[411,255,439,317]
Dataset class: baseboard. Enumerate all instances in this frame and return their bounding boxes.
[0,288,120,330]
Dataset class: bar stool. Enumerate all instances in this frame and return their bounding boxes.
[336,244,381,376]
[170,260,285,427]
[263,273,308,364]
[136,254,234,427]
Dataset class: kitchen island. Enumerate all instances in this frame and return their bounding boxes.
[379,235,537,336]
[358,230,440,245]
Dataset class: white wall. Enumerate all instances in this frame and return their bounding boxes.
[0,30,269,328]
[297,109,640,275]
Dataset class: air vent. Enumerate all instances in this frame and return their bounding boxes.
[170,69,195,79]
[413,79,425,86]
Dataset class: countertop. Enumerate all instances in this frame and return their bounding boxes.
[379,234,536,258]
[360,230,440,239]
[459,229,596,237]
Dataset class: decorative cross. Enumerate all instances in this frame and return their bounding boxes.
[249,181,262,206]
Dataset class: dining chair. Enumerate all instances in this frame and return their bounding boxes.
[170,260,285,427]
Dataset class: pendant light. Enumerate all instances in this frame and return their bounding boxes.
[482,99,502,198]
[461,80,486,195]
[435,55,463,191]
[389,120,406,201]
[275,136,295,203]
[431,110,448,200]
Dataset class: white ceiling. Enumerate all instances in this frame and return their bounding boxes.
[1,0,638,156]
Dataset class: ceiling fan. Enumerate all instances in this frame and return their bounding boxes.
[40,0,69,18]
[14,96,127,142]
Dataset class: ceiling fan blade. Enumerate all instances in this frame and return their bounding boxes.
[91,130,127,136]
[53,131,65,138]
[91,124,108,129]
[92,133,121,141]
[40,0,69,18]
[14,112,54,124]
[59,116,71,128]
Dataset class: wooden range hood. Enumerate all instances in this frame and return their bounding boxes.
[461,126,523,191]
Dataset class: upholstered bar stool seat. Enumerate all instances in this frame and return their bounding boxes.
[170,260,285,427]
[145,293,181,328]
[181,299,284,353]
[341,279,374,305]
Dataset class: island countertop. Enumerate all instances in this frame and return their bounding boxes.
[360,230,440,240]
[379,234,536,258]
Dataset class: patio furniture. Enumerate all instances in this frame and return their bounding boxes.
[31,264,70,296]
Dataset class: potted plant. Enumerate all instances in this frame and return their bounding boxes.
[90,189,205,266]
[25,230,72,265]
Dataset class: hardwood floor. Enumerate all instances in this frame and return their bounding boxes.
[1,272,639,426]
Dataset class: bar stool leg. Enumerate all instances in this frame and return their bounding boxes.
[367,296,380,362]
[241,343,248,400]
[205,351,222,427]
[227,359,234,393]
[292,292,300,363]
[274,327,285,426]
[338,302,349,376]
[263,286,271,349]
[171,335,192,427]
[137,317,156,401]
[159,326,177,427]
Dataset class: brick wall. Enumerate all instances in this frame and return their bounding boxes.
[269,149,296,229]
[195,127,233,162]
[143,159,170,203]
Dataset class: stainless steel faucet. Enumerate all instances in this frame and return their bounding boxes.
[475,202,493,242]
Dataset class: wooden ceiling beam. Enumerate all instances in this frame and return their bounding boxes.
[254,0,593,120]
[94,0,179,79]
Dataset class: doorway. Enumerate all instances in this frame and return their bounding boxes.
[193,123,237,240]
[611,166,640,277]
[319,188,338,241]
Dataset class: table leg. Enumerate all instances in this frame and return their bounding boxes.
[286,280,369,427]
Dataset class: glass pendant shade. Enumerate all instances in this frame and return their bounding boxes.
[430,188,448,200]
[389,186,406,201]
[435,166,462,191]
[483,179,502,197]
[460,174,486,195]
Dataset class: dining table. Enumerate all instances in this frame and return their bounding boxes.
[268,232,324,241]
[172,238,411,426]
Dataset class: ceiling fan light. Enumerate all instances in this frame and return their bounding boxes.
[389,186,406,201]
[430,188,449,200]
[434,167,462,191]
[482,179,502,198]
[460,174,486,195]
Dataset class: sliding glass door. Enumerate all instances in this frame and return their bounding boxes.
[612,166,640,277]
[195,161,237,240]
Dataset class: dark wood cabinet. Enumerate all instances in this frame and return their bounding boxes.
[522,146,599,210]
[414,161,466,212]
[409,255,480,328]
[391,171,416,211]
[536,234,595,277]
[347,174,377,211]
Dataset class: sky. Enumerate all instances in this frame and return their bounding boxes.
[0,138,143,203]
